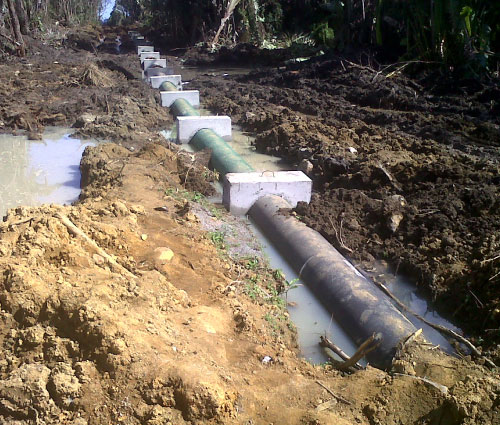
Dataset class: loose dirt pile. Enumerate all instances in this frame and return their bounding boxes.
[191,52,500,353]
[0,28,499,424]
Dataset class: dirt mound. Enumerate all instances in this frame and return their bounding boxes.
[1,138,497,424]
[0,30,170,148]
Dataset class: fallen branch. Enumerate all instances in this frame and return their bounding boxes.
[315,380,352,405]
[372,279,496,369]
[320,335,363,370]
[340,333,380,371]
[54,213,136,280]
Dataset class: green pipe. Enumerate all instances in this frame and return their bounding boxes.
[170,98,200,117]
[190,128,254,176]
[159,81,177,91]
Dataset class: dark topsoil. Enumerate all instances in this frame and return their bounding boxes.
[186,48,500,350]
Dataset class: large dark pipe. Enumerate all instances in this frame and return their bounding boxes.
[248,195,416,369]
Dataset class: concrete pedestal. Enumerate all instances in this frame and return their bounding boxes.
[177,116,231,143]
[137,46,155,55]
[140,51,160,63]
[142,58,167,71]
[161,91,200,108]
[223,171,312,215]
[143,67,175,80]
[150,75,182,89]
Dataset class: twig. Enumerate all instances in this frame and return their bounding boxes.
[401,328,423,349]
[340,334,380,370]
[320,335,363,370]
[315,380,352,405]
[376,162,402,192]
[328,216,353,253]
[54,213,136,280]
[7,217,34,227]
[372,279,496,369]
[392,373,448,394]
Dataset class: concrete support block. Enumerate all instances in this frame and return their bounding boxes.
[150,75,182,89]
[223,171,312,215]
[128,31,141,36]
[177,116,231,143]
[142,58,167,71]
[133,36,145,44]
[143,67,175,80]
[161,90,200,108]
[140,51,160,63]
[137,45,155,55]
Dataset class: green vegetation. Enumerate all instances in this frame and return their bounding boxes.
[240,257,298,336]
[164,187,224,219]
[111,0,498,77]
[207,230,226,251]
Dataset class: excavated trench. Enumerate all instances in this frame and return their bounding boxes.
[0,34,466,369]
[137,34,467,367]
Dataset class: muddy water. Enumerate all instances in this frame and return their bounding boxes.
[366,262,463,355]
[176,66,252,82]
[0,127,97,217]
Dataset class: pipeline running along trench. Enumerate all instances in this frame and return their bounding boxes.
[132,31,436,370]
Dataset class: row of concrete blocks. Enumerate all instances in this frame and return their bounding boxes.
[133,34,312,216]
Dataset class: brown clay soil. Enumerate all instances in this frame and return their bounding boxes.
[0,26,499,424]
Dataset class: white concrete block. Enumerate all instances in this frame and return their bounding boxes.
[140,51,160,63]
[150,75,182,89]
[177,116,231,143]
[137,45,155,55]
[133,36,145,43]
[143,67,175,80]
[161,90,200,108]
[142,58,167,71]
[223,171,312,215]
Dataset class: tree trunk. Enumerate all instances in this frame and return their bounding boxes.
[15,0,29,35]
[6,0,26,56]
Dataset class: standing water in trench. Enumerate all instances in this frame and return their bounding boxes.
[157,60,466,363]
[0,127,98,218]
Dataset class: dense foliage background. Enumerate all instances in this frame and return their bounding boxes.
[1,0,498,75]
[109,0,499,75]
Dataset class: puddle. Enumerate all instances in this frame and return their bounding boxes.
[365,262,464,355]
[176,66,253,82]
[231,125,288,172]
[0,127,98,217]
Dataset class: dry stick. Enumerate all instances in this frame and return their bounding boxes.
[340,334,380,371]
[393,373,448,395]
[376,162,402,192]
[315,380,352,405]
[401,328,423,349]
[372,279,497,369]
[54,213,136,280]
[328,216,353,253]
[320,335,363,370]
